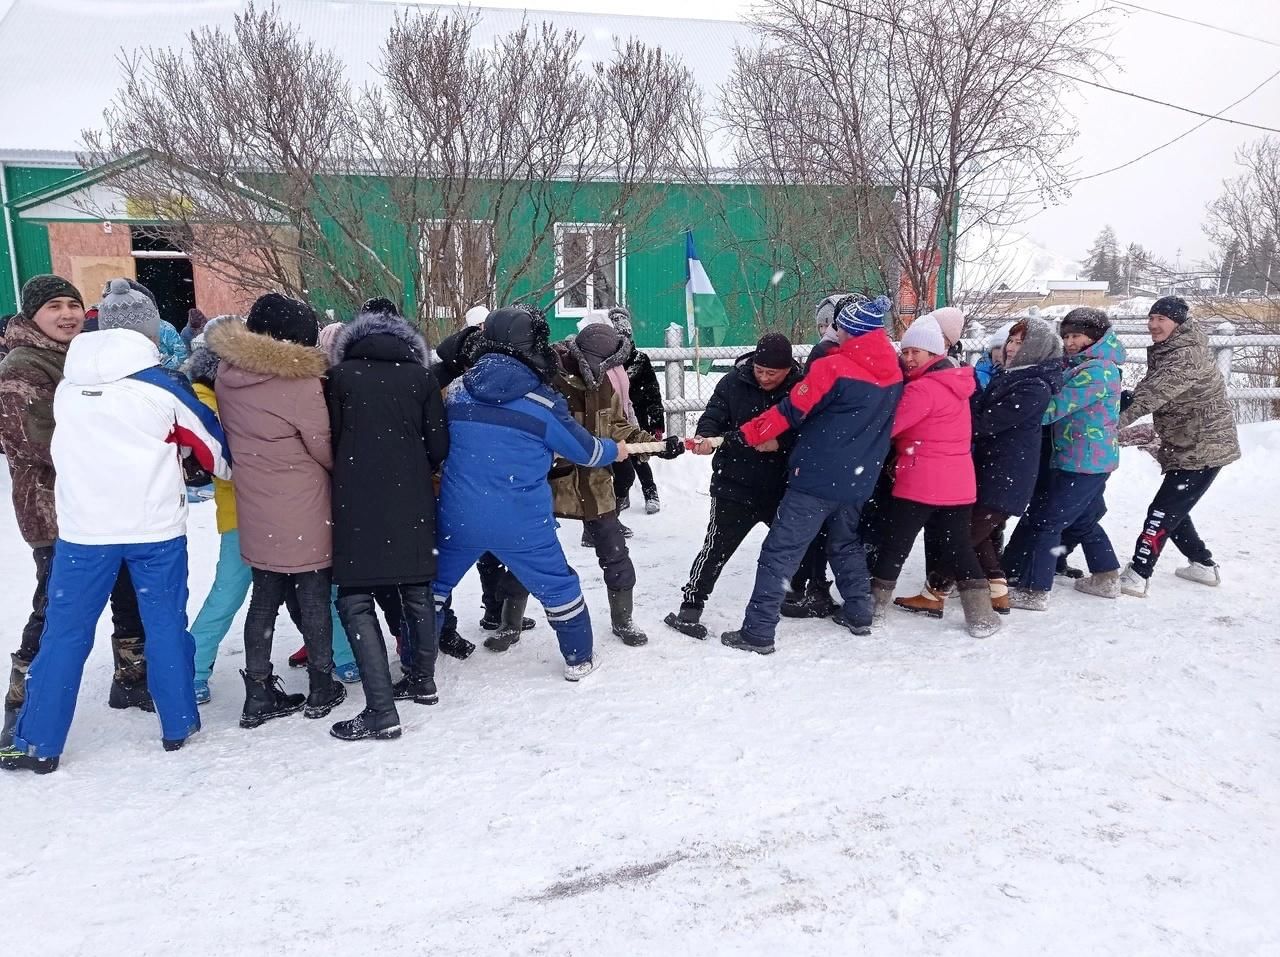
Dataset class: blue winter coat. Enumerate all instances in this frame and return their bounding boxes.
[439,353,618,551]
[972,359,1064,515]
[973,353,999,391]
[158,320,189,371]
[1042,329,1126,474]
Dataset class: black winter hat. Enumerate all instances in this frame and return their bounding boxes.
[246,292,319,347]
[1149,295,1190,324]
[481,304,558,381]
[20,274,83,319]
[360,296,401,318]
[754,332,793,370]
[1059,307,1111,344]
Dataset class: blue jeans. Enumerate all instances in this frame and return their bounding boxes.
[741,488,870,644]
[190,530,355,682]
[14,537,199,758]
[434,532,592,665]
[1005,470,1119,592]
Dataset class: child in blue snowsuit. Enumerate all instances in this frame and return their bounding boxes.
[432,307,625,681]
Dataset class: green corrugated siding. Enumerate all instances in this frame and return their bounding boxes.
[2,164,76,314]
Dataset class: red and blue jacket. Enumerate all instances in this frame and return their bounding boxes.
[740,330,904,505]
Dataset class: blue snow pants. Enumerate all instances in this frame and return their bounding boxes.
[741,488,871,645]
[13,537,199,758]
[190,530,355,682]
[1004,469,1119,592]
[433,532,593,666]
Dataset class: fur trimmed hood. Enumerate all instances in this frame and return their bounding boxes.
[333,311,428,366]
[563,328,630,391]
[206,317,329,381]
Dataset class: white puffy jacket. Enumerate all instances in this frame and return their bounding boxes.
[51,329,232,545]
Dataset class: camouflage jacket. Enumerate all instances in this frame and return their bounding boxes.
[1119,320,1240,473]
[0,317,69,546]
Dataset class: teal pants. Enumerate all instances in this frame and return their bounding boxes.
[190,530,355,681]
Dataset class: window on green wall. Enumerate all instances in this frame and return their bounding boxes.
[554,223,625,318]
[420,220,493,319]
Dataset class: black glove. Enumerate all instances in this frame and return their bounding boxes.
[182,455,213,488]
[655,434,685,460]
[1120,389,1135,412]
[720,430,747,449]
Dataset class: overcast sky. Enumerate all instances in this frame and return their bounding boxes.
[461,0,1280,274]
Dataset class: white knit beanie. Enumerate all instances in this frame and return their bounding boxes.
[922,306,965,346]
[464,305,490,328]
[900,315,946,355]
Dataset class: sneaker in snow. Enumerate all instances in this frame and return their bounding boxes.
[720,630,776,655]
[1074,569,1120,599]
[643,488,661,514]
[288,645,308,668]
[617,494,631,512]
[1175,561,1221,587]
[334,661,362,684]
[194,679,211,706]
[1055,563,1085,581]
[564,657,600,682]
[664,606,707,640]
[1119,563,1149,598]
[0,748,58,774]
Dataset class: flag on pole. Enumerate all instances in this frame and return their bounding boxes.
[685,230,729,348]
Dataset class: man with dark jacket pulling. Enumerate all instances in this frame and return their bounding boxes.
[326,308,449,740]
[721,296,903,654]
[665,333,801,639]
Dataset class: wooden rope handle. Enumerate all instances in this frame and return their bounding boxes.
[622,437,724,455]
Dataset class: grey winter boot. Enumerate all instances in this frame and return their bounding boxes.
[957,582,1002,639]
[1008,587,1051,611]
[608,590,648,646]
[1074,569,1120,599]
[108,635,155,713]
[871,578,896,625]
[485,594,530,653]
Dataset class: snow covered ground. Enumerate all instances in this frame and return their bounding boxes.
[3,427,1279,956]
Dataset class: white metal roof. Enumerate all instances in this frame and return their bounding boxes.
[0,0,751,156]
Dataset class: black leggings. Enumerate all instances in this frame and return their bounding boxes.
[924,506,1011,592]
[1130,467,1220,577]
[871,499,985,586]
[612,459,656,502]
[244,568,333,678]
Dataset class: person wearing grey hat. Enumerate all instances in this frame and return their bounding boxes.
[98,277,189,370]
[98,278,162,344]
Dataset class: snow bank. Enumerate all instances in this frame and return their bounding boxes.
[1,426,1277,953]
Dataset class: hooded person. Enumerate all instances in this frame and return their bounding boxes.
[1004,307,1125,609]
[896,315,1064,618]
[0,276,161,747]
[864,315,1002,639]
[431,304,632,681]
[547,320,684,648]
[1,325,231,773]
[1116,296,1240,596]
[180,307,209,351]
[326,307,449,741]
[719,295,904,654]
[206,293,347,727]
[665,332,802,639]
[975,320,1017,390]
[608,306,665,516]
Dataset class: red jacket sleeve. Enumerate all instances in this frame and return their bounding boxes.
[740,357,841,446]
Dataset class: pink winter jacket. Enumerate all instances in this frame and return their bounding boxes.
[890,358,977,506]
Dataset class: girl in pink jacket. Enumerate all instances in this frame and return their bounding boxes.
[868,316,1001,638]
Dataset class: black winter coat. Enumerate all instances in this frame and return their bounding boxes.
[327,313,449,588]
[431,325,484,389]
[694,352,802,508]
[624,346,664,434]
[971,359,1064,516]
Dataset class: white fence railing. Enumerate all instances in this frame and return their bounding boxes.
[649,322,1280,436]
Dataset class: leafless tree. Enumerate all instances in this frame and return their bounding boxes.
[719,0,1108,334]
[80,1,708,339]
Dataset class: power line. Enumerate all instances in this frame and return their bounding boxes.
[1111,1,1280,50]
[810,0,1280,134]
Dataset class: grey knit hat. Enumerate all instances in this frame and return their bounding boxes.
[98,277,161,343]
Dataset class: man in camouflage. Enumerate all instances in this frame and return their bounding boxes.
[1117,296,1241,597]
[0,275,154,746]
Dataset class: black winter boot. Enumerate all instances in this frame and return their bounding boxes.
[781,584,839,619]
[479,606,535,632]
[608,589,648,646]
[108,635,155,713]
[0,747,58,774]
[720,630,775,655]
[438,628,475,660]
[239,669,306,729]
[391,674,438,705]
[304,666,347,719]
[485,594,529,652]
[331,707,403,741]
[663,603,707,640]
[0,707,17,751]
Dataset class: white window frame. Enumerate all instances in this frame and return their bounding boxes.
[418,219,494,320]
[553,222,626,319]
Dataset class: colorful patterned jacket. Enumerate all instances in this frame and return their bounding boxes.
[1042,328,1126,474]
